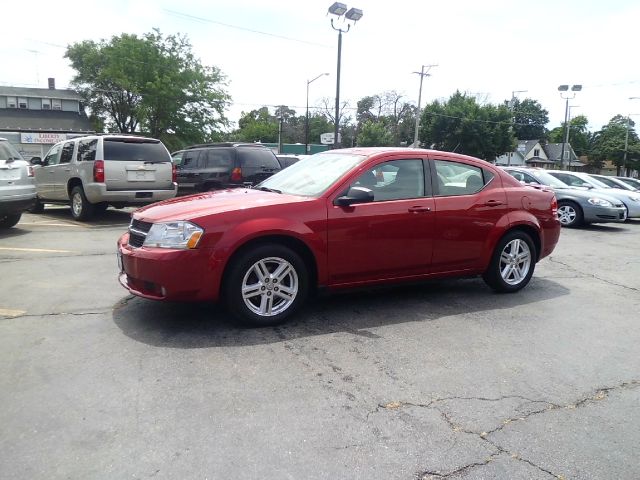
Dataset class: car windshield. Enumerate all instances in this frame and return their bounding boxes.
[257,152,366,196]
[581,175,609,188]
[529,170,570,188]
[593,176,628,189]
[0,141,23,161]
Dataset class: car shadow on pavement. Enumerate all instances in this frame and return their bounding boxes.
[112,277,569,349]
[25,205,135,226]
[577,223,631,232]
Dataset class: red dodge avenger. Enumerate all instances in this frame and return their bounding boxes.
[117,148,560,326]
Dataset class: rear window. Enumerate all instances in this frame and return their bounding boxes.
[104,138,170,163]
[0,141,23,161]
[239,148,280,169]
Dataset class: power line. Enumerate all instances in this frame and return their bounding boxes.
[163,9,332,49]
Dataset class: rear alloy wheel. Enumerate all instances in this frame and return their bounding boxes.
[557,201,583,227]
[70,186,95,221]
[226,244,308,327]
[0,213,21,229]
[483,230,536,293]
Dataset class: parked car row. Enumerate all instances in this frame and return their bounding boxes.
[502,166,639,227]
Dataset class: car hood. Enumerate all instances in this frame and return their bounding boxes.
[134,188,313,223]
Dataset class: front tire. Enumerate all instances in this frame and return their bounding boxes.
[225,244,308,327]
[557,201,583,227]
[483,230,536,293]
[0,213,21,229]
[70,186,94,221]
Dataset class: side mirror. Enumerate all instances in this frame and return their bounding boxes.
[30,157,42,166]
[334,186,374,206]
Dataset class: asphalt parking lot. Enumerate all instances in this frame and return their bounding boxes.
[1,207,639,480]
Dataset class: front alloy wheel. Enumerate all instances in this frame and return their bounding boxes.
[557,201,583,227]
[226,244,308,326]
[483,230,536,293]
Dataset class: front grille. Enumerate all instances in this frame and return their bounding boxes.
[128,219,152,248]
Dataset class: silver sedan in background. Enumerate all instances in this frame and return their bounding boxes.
[503,167,627,227]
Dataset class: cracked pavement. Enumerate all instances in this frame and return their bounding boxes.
[1,210,640,479]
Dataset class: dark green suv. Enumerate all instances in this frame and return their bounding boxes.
[175,143,281,195]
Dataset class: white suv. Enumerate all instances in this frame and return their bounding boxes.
[0,138,36,228]
[30,134,177,220]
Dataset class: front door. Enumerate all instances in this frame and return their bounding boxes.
[327,158,435,285]
[34,144,62,200]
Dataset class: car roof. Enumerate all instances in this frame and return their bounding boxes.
[184,142,269,150]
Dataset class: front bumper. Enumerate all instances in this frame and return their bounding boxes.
[117,233,219,302]
[0,194,36,216]
[583,204,627,223]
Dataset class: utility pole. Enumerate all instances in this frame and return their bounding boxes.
[508,90,527,166]
[412,64,437,147]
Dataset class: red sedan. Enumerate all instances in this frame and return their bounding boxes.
[117,148,560,326]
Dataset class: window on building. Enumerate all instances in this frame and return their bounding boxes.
[42,99,51,110]
[52,99,62,110]
[563,151,569,159]
[7,97,17,108]
[533,148,540,157]
[18,98,28,109]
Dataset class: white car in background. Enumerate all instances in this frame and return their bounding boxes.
[0,138,36,228]
[547,170,640,218]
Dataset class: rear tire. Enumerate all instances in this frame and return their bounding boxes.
[225,244,308,327]
[483,230,536,293]
[70,186,94,221]
[557,201,583,227]
[28,198,45,214]
[0,213,21,229]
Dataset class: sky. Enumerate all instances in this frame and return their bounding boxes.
[2,0,639,134]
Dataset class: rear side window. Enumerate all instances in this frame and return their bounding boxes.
[77,139,97,162]
[204,149,233,168]
[180,150,201,169]
[103,138,170,163]
[434,160,486,196]
[239,148,280,169]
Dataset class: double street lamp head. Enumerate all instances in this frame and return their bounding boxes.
[328,2,364,22]
[558,84,582,92]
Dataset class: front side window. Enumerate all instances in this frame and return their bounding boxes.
[351,159,425,201]
[44,144,62,166]
[59,142,75,164]
[435,160,487,196]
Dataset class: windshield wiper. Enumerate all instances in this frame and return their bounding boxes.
[255,186,282,194]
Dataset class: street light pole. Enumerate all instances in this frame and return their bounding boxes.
[328,3,363,149]
[412,64,437,147]
[623,97,640,175]
[558,84,582,170]
[306,73,329,154]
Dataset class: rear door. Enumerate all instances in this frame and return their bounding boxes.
[430,156,508,273]
[201,148,234,189]
[237,148,281,186]
[102,138,174,191]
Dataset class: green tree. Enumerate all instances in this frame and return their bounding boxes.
[65,29,230,151]
[234,107,279,143]
[357,120,394,146]
[509,98,549,140]
[420,91,513,160]
[355,91,415,146]
[548,115,591,158]
[589,115,640,174]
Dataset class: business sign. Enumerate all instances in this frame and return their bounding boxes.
[20,133,67,144]
[320,132,341,145]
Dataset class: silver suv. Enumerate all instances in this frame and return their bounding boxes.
[0,138,36,229]
[30,134,177,220]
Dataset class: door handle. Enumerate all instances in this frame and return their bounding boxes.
[484,200,503,207]
[408,206,431,213]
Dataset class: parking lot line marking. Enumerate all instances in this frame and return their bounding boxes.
[0,308,26,317]
[0,247,72,253]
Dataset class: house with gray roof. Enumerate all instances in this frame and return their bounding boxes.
[495,139,553,167]
[542,143,584,170]
[0,79,93,159]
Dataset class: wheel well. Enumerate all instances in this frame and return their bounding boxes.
[67,178,83,197]
[558,199,582,211]
[221,235,319,295]
[506,225,542,261]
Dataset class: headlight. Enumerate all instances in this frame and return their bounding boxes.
[587,198,613,207]
[143,221,203,249]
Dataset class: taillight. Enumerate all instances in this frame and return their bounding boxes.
[172,163,177,183]
[230,167,242,183]
[27,166,34,177]
[94,160,105,183]
[551,196,558,216]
